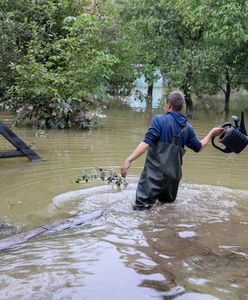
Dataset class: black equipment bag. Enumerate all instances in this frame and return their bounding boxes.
[135,125,187,209]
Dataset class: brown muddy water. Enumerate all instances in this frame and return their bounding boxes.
[0,107,247,300]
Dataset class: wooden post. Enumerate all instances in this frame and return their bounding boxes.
[0,121,42,161]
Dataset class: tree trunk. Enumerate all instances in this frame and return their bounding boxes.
[184,88,193,119]
[224,70,231,120]
[183,68,193,118]
[146,83,153,116]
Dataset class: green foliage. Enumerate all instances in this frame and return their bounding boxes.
[116,0,248,115]
[117,0,165,85]
[96,3,139,97]
[1,0,248,122]
[0,0,66,92]
[2,5,118,128]
[0,0,140,127]
[173,0,248,98]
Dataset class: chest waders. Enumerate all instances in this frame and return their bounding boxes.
[134,125,187,210]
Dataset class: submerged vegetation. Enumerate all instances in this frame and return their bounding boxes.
[0,0,247,127]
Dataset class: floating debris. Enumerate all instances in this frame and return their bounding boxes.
[35,130,48,138]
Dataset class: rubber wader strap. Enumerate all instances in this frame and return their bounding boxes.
[173,123,188,145]
[172,123,188,164]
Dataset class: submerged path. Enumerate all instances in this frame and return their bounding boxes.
[0,209,105,252]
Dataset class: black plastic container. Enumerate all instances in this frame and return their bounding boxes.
[212,111,248,154]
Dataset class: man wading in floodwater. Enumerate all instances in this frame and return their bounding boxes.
[121,91,223,210]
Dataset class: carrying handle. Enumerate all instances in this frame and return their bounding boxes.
[211,122,233,153]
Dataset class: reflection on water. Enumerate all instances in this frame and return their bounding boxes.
[0,107,248,299]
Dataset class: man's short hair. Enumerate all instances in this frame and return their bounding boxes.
[166,91,184,111]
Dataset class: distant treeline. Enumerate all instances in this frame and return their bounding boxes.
[0,0,247,128]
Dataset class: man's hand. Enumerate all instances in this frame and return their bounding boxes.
[210,127,224,137]
[200,127,224,150]
[120,142,150,178]
[120,161,131,178]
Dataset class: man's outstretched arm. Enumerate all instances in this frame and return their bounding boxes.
[200,127,224,151]
[120,142,149,178]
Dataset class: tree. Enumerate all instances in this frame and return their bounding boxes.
[112,1,164,113]
[116,0,207,117]
[175,0,248,117]
[96,1,138,97]
[0,0,75,94]
[0,0,32,94]
[115,0,248,117]
[2,2,118,128]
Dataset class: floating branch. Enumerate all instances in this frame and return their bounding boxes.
[0,209,105,252]
[75,167,128,188]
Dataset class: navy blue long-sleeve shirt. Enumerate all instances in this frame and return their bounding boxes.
[143,112,202,152]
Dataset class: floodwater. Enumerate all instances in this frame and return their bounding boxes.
[0,106,247,300]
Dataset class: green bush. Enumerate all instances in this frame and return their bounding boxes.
[2,13,117,128]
